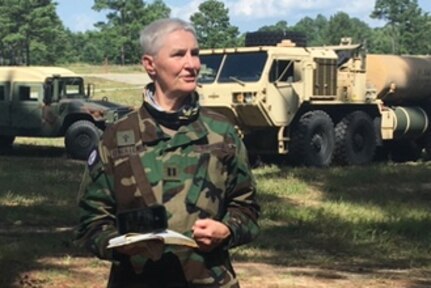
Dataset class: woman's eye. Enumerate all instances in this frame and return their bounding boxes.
[172,50,186,57]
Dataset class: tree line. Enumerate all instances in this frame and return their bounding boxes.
[0,0,430,66]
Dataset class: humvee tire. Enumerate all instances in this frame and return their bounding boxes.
[65,120,102,160]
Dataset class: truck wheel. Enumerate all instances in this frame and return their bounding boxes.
[290,110,335,167]
[0,135,15,147]
[65,120,102,160]
[334,111,376,165]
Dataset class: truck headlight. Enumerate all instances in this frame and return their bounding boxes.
[233,92,257,104]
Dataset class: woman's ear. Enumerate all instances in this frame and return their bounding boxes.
[142,55,156,77]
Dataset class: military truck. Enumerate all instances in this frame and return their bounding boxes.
[197,34,431,166]
[0,66,132,160]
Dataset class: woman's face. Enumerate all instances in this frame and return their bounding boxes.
[144,29,201,99]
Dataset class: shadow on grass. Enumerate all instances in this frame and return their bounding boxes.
[0,229,78,286]
[0,155,87,287]
[237,162,431,286]
[0,144,67,159]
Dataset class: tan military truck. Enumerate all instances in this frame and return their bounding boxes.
[197,34,431,166]
[0,66,132,160]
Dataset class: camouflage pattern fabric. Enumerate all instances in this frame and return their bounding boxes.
[76,88,260,288]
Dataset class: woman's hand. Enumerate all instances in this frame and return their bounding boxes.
[192,219,231,252]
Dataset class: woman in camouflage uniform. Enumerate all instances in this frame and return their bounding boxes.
[76,18,260,288]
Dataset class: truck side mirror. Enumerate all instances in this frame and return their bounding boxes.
[86,83,94,98]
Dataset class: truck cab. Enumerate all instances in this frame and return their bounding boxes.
[198,34,431,166]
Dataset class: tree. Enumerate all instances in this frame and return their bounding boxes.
[368,27,394,53]
[326,12,371,46]
[190,0,239,48]
[258,20,290,33]
[0,0,67,65]
[292,15,329,46]
[371,0,431,54]
[93,0,170,65]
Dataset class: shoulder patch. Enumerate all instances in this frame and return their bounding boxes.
[88,149,98,167]
[87,148,104,181]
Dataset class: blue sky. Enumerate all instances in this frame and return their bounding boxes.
[56,0,431,33]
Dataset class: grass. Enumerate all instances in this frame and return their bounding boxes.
[64,63,143,74]
[238,164,431,268]
[1,148,431,287]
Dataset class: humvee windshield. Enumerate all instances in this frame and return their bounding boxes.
[46,77,85,99]
[59,77,85,98]
[199,52,267,84]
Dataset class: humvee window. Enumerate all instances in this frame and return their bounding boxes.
[218,52,267,83]
[269,60,294,83]
[18,86,40,101]
[0,86,4,101]
[59,77,84,98]
[199,55,223,84]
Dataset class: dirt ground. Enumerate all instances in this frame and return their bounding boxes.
[14,256,431,288]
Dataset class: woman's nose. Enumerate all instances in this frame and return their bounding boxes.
[184,53,200,69]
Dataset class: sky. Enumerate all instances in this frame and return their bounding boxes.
[56,0,431,34]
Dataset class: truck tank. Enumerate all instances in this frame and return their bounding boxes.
[366,54,431,104]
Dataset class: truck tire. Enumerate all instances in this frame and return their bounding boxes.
[65,120,102,160]
[290,110,335,167]
[0,135,15,147]
[334,111,376,165]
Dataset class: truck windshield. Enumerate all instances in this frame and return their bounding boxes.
[198,55,223,84]
[58,77,85,98]
[218,52,267,83]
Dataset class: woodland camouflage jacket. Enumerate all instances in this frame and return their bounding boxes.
[76,94,260,288]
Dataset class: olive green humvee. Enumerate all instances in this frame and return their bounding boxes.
[0,66,132,160]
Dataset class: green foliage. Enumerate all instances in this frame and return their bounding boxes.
[1,1,431,64]
[371,0,431,54]
[258,20,290,33]
[0,0,68,65]
[292,15,329,46]
[92,0,170,65]
[190,0,240,48]
[326,12,372,45]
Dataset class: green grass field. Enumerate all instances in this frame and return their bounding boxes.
[1,149,431,287]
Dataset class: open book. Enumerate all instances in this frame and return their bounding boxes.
[107,229,198,249]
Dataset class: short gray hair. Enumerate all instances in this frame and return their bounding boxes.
[139,18,197,56]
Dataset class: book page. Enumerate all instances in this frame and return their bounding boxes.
[107,229,197,249]
[154,230,198,248]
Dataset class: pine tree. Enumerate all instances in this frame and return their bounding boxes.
[93,0,170,65]
[0,0,67,65]
[190,0,239,49]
